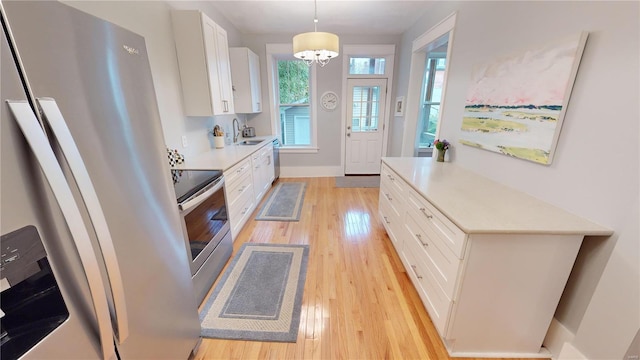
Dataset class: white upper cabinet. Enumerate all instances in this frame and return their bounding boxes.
[171,10,234,116]
[229,47,262,114]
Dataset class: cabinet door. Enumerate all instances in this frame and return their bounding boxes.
[214,24,234,114]
[252,152,265,201]
[248,50,262,112]
[172,10,232,116]
[202,17,223,115]
[264,149,274,183]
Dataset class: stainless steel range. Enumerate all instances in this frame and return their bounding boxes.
[173,170,232,304]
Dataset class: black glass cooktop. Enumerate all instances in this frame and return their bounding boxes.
[172,170,222,203]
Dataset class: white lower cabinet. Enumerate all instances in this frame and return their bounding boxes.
[378,159,606,358]
[224,158,254,240]
[251,144,273,202]
[402,241,453,335]
[379,164,406,250]
[225,142,275,240]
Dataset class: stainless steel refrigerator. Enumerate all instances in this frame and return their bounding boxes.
[1,1,200,359]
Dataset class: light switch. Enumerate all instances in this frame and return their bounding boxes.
[181,135,188,148]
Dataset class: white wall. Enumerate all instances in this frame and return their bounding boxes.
[63,1,244,159]
[393,1,639,359]
[242,33,401,173]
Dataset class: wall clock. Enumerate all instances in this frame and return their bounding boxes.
[320,91,339,111]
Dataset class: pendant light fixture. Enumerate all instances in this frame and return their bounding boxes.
[293,0,339,67]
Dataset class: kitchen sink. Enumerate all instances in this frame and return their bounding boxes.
[237,140,263,146]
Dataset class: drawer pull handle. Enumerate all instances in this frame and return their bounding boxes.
[383,216,390,224]
[419,208,433,219]
[410,265,423,279]
[416,234,428,247]
[241,207,249,215]
[238,186,245,192]
[385,193,392,201]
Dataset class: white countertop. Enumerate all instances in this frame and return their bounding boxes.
[382,157,613,236]
[173,135,276,171]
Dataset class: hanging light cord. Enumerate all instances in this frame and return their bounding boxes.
[313,0,318,32]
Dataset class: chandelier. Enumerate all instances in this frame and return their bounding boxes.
[292,0,339,67]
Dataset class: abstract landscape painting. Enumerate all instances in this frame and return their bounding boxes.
[460,32,588,165]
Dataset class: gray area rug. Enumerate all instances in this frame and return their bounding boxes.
[335,176,380,188]
[199,243,309,342]
[255,182,306,221]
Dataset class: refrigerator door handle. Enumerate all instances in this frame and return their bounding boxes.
[7,101,117,360]
[37,98,129,343]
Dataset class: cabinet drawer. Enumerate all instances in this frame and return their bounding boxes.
[259,144,272,158]
[407,187,467,258]
[230,182,254,219]
[224,157,251,186]
[402,246,452,336]
[229,184,255,238]
[379,198,403,249]
[379,183,403,220]
[226,170,252,207]
[381,164,406,196]
[405,212,461,300]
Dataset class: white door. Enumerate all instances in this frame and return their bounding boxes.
[345,78,387,174]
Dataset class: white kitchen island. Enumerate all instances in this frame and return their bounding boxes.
[379,157,612,358]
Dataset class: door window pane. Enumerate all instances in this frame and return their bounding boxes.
[351,86,381,132]
[349,57,386,75]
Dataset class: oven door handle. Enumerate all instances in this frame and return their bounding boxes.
[179,177,225,213]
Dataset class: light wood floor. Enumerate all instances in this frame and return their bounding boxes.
[194,177,547,360]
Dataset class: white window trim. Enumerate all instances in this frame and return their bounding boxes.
[266,43,318,153]
[401,12,457,157]
[340,44,395,174]
[418,57,446,148]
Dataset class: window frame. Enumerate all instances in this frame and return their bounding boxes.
[418,55,446,148]
[266,44,318,153]
[400,12,456,157]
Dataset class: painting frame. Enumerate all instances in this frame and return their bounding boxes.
[459,32,589,165]
[394,96,405,117]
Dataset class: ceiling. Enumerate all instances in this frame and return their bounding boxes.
[208,1,435,36]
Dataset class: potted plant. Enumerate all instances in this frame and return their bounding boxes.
[434,139,450,162]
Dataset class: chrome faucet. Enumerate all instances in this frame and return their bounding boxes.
[232,118,240,143]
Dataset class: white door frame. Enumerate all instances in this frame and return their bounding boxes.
[340,44,395,175]
[345,78,388,174]
[400,12,457,156]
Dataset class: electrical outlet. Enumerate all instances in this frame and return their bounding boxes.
[181,135,188,148]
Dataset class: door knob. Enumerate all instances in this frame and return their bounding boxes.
[347,126,351,130]
[347,133,351,137]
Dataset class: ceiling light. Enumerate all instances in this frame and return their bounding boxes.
[293,0,339,67]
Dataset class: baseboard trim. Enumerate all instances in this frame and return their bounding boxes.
[280,166,343,178]
[448,348,551,359]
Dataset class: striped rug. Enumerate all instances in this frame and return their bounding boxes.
[255,182,306,221]
[199,243,309,342]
